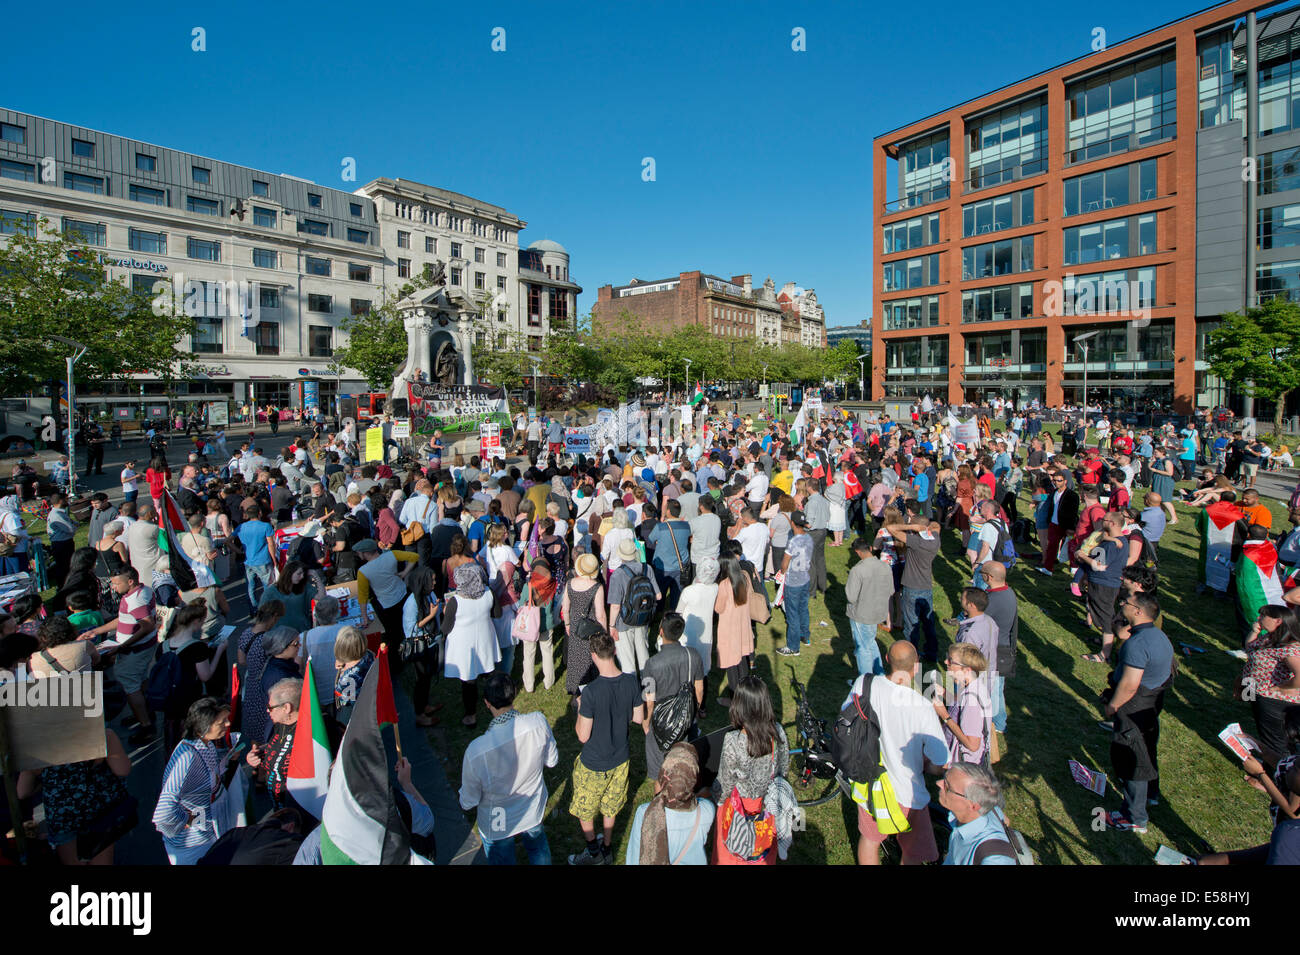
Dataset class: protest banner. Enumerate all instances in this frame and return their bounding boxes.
[407,382,511,437]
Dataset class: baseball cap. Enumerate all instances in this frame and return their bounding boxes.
[791,511,809,528]
[352,538,379,554]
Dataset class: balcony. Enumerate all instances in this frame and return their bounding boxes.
[883,185,950,214]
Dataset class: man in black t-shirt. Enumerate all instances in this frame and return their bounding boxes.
[641,614,704,780]
[327,504,365,581]
[569,629,644,865]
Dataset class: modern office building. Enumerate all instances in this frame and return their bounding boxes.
[826,320,873,354]
[872,0,1298,415]
[593,271,827,347]
[0,108,576,415]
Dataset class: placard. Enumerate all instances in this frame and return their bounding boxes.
[364,426,384,463]
[479,422,504,460]
[564,429,592,454]
[207,402,228,427]
[2,678,107,773]
[392,418,411,439]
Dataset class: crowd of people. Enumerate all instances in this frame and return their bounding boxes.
[1,391,1298,866]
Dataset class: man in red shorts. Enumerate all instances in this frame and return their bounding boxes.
[842,640,949,864]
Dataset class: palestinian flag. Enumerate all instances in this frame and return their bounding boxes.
[689,384,705,407]
[1196,501,1243,593]
[319,661,411,865]
[286,658,331,820]
[156,489,198,591]
[1237,540,1285,622]
[375,643,399,727]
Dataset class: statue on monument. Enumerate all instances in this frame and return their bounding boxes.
[432,339,459,387]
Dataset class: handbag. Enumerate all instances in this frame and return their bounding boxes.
[666,523,693,587]
[722,750,777,862]
[747,578,771,624]
[512,592,542,642]
[650,649,696,751]
[400,499,433,547]
[399,621,436,662]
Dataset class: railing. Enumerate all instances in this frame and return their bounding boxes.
[1063,123,1177,165]
[883,185,950,214]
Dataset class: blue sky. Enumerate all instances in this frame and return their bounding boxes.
[10,0,1202,325]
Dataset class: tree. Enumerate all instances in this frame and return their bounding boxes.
[0,217,193,395]
[331,306,406,389]
[1205,298,1300,435]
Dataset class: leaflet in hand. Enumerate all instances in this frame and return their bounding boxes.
[1067,758,1107,796]
[1218,722,1257,761]
[1154,845,1196,865]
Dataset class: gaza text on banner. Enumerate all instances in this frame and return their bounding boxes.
[407,382,511,436]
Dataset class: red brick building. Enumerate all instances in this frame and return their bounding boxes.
[593,271,825,347]
[873,0,1283,415]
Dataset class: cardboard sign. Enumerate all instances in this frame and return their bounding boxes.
[364,426,384,463]
[207,402,228,427]
[479,422,504,460]
[2,678,107,773]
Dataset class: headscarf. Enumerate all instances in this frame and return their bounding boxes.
[694,556,720,586]
[528,558,557,605]
[551,476,567,495]
[454,561,487,601]
[639,742,701,866]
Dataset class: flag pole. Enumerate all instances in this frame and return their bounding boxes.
[379,643,403,759]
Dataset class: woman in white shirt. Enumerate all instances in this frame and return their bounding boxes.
[571,487,597,553]
[676,557,720,683]
[483,523,521,669]
[600,508,635,576]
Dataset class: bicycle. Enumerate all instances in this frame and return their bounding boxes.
[785,666,952,863]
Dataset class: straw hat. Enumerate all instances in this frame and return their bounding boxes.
[575,553,600,579]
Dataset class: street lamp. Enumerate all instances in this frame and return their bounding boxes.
[683,358,693,398]
[858,352,870,402]
[530,358,542,413]
[49,335,88,492]
[761,362,768,400]
[1073,331,1100,415]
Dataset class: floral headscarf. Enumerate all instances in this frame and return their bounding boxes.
[454,561,487,601]
[639,743,701,865]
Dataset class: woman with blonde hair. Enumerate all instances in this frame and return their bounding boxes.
[561,552,607,698]
[874,505,906,626]
[933,642,994,766]
[601,507,635,577]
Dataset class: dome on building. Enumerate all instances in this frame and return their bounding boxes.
[527,238,567,254]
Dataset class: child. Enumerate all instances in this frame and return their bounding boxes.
[334,625,375,727]
[65,591,105,636]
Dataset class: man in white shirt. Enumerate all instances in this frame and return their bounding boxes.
[842,640,948,865]
[730,506,769,577]
[744,463,769,506]
[461,672,559,864]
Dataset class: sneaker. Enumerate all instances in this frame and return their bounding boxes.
[1147,796,1160,807]
[801,638,812,646]
[1070,583,1082,597]
[1105,811,1147,834]
[1035,566,1053,577]
[777,647,800,657]
[567,848,608,865]
[1097,720,1114,732]
[942,617,961,627]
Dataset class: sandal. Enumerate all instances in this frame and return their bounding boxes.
[416,714,440,728]
[1081,653,1109,664]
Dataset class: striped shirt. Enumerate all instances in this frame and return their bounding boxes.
[116,584,156,649]
[153,738,229,850]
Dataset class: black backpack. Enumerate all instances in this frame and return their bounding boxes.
[650,647,697,751]
[831,675,883,784]
[618,565,657,629]
[145,645,186,713]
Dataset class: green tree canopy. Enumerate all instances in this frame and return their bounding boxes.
[0,217,194,394]
[1205,298,1300,434]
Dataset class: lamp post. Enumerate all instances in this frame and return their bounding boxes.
[761,362,768,399]
[858,352,870,401]
[530,358,542,413]
[50,335,88,492]
[683,358,692,398]
[1073,330,1100,417]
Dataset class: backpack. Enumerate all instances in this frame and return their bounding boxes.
[144,644,187,713]
[618,564,657,629]
[831,678,911,835]
[650,647,697,751]
[989,518,1017,569]
[1010,518,1034,547]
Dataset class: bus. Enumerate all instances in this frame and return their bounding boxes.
[0,398,56,454]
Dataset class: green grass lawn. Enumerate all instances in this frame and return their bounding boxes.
[417,487,1284,866]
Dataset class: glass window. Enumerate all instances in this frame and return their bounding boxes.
[898,130,951,209]
[1260,145,1300,195]
[135,153,156,172]
[397,258,410,278]
[451,242,462,258]
[1138,214,1156,254]
[882,295,941,330]
[475,271,485,289]
[129,183,166,205]
[0,210,35,235]
[252,206,276,228]
[255,321,280,356]
[131,273,158,298]
[307,294,332,313]
[192,166,210,184]
[351,299,371,315]
[349,202,362,217]
[129,228,166,254]
[497,251,507,267]
[882,254,939,291]
[1259,260,1300,301]
[1066,50,1176,163]
[348,263,371,281]
[426,237,436,253]
[301,219,329,236]
[961,189,1033,237]
[187,195,220,216]
[397,231,410,248]
[1063,158,1153,216]
[885,213,941,252]
[71,139,94,158]
[346,228,368,243]
[308,193,322,207]
[474,247,485,263]
[0,159,35,182]
[305,255,330,276]
[62,218,105,246]
[64,172,104,194]
[259,287,280,309]
[966,97,1047,190]
[962,237,1033,279]
[309,326,333,357]
[252,248,277,269]
[187,237,221,261]
[252,180,269,197]
[450,267,462,285]
[497,275,507,290]
[193,317,223,354]
[0,122,24,144]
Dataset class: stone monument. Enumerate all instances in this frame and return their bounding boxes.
[389,263,478,403]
